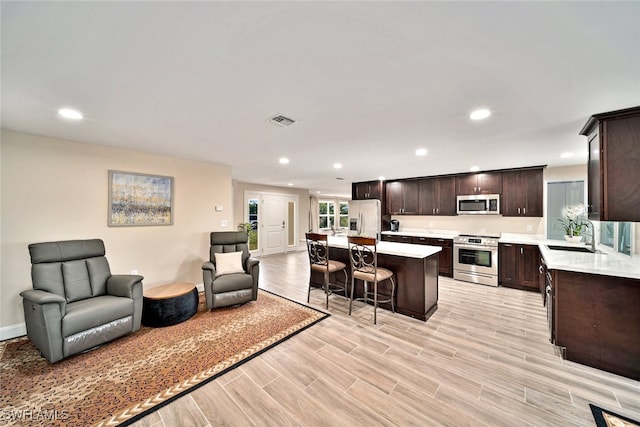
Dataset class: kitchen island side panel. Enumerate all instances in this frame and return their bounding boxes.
[554,269,640,381]
[311,247,439,321]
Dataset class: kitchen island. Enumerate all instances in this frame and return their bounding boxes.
[311,236,441,321]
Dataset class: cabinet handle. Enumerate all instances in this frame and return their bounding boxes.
[539,265,544,274]
[432,208,435,214]
[523,207,526,215]
[518,208,521,215]
[474,186,477,192]
[520,247,524,255]
[436,208,439,214]
[478,186,481,192]
[504,244,512,247]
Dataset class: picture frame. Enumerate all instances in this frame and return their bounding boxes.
[108,170,174,226]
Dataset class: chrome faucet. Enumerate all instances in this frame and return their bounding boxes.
[585,220,596,252]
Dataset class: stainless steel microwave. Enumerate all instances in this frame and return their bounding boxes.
[456,194,500,215]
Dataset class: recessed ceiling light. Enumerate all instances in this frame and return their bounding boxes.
[287,183,293,186]
[58,108,83,120]
[470,109,491,121]
[316,190,321,194]
[279,157,290,165]
[415,148,428,156]
[560,152,574,158]
[470,166,481,172]
[333,163,343,169]
[378,176,386,181]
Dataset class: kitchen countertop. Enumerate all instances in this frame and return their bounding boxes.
[381,230,459,240]
[381,231,639,279]
[500,233,640,280]
[327,236,441,259]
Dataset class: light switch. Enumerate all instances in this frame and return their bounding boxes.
[215,205,223,212]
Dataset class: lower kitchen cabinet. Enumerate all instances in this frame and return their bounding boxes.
[499,243,540,291]
[381,234,453,277]
[412,236,453,277]
[553,270,640,380]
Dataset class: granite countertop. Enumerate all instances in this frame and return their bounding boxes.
[327,236,441,259]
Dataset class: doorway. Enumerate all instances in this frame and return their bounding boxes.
[245,192,298,256]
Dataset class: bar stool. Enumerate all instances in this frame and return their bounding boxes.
[347,236,396,324]
[305,233,348,309]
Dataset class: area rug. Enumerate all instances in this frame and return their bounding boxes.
[0,290,328,426]
[590,404,640,427]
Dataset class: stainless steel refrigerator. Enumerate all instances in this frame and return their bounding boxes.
[348,199,381,239]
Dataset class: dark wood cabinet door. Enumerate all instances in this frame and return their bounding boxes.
[587,131,601,220]
[386,181,404,214]
[522,169,543,217]
[456,172,502,195]
[477,173,502,194]
[603,115,640,221]
[352,180,383,200]
[502,168,543,217]
[436,176,457,215]
[412,236,453,277]
[456,174,478,195]
[403,180,420,214]
[418,178,436,215]
[499,243,517,285]
[501,171,522,216]
[519,244,540,289]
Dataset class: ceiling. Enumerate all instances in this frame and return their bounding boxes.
[2,2,639,198]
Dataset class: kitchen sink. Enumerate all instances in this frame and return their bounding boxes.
[546,245,605,254]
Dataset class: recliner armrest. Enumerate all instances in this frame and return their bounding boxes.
[202,261,216,274]
[20,289,66,306]
[246,257,259,273]
[107,274,144,298]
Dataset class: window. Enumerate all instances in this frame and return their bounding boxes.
[339,202,349,228]
[547,180,585,240]
[600,221,633,256]
[318,201,335,229]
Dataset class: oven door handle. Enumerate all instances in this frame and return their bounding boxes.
[454,244,497,250]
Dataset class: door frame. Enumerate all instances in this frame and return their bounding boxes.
[244,190,299,256]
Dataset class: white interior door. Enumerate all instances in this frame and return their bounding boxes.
[262,195,286,256]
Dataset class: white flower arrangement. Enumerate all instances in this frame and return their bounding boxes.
[556,204,588,236]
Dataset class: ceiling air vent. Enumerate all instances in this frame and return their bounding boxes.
[269,115,296,127]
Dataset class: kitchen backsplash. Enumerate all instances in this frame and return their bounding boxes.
[392,215,545,237]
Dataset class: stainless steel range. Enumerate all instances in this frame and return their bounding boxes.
[453,234,499,286]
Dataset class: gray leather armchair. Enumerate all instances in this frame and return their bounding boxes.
[202,231,259,309]
[20,239,143,363]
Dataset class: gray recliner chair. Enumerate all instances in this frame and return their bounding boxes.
[20,239,143,363]
[202,231,259,309]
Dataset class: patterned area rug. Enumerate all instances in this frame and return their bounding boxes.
[590,404,640,427]
[0,290,328,426]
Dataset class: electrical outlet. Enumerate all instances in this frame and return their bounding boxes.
[131,269,138,275]
[526,224,533,232]
[220,220,228,227]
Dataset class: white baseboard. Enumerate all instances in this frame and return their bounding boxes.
[0,323,26,341]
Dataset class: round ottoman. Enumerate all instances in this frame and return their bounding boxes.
[142,282,198,327]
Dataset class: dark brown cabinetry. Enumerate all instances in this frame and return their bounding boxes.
[553,270,640,380]
[456,172,502,195]
[412,236,453,277]
[381,233,413,244]
[580,106,640,222]
[499,243,540,291]
[352,180,383,201]
[501,168,544,217]
[386,180,420,215]
[418,176,456,216]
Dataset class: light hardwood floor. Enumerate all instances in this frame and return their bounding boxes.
[132,250,640,427]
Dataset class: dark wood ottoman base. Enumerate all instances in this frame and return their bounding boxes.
[142,283,198,327]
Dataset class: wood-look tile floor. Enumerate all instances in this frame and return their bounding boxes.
[131,251,640,427]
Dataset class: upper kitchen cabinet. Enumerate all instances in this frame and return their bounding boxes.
[386,180,420,215]
[419,176,456,215]
[352,180,383,200]
[580,106,640,222]
[456,172,502,195]
[502,167,544,217]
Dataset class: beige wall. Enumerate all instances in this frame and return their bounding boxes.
[1,130,233,334]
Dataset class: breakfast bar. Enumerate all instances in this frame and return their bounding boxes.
[311,236,441,321]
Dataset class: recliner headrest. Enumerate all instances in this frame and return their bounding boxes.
[29,239,106,264]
